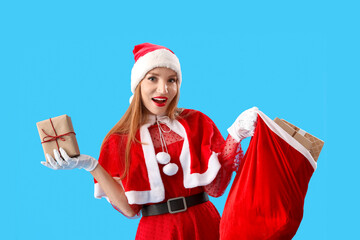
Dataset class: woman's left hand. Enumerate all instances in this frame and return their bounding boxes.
[227,107,258,142]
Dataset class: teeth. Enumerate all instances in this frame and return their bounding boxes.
[153,98,166,102]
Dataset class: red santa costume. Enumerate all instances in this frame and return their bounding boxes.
[93,43,241,240]
[95,109,241,240]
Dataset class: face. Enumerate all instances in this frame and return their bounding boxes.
[140,67,178,116]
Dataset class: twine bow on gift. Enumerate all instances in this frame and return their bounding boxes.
[40,117,76,152]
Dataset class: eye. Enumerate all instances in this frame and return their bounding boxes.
[148,76,156,81]
[168,78,177,83]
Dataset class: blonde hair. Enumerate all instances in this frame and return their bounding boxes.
[101,81,181,179]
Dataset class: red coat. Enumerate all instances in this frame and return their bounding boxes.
[95,109,225,205]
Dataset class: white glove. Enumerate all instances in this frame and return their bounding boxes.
[41,147,98,172]
[227,107,259,142]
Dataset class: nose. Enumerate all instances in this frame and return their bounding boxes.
[156,81,168,94]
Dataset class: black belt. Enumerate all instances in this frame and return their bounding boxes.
[141,192,209,217]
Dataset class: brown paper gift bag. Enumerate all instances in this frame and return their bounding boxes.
[36,115,80,160]
[274,118,324,162]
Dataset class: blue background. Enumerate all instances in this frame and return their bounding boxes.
[1,0,359,239]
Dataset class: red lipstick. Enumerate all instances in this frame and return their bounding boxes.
[152,96,168,107]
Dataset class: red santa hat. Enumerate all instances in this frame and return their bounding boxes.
[130,43,182,95]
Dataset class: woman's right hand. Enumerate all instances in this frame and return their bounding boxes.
[227,107,259,142]
[41,148,98,172]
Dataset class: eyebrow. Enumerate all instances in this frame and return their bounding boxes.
[147,72,177,78]
[147,72,160,76]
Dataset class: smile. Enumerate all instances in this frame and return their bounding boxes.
[152,97,168,107]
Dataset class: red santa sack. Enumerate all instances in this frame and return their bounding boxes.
[220,110,317,240]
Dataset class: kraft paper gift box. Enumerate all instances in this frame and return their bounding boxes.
[274,118,324,162]
[36,115,80,160]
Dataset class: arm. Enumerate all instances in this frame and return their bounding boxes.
[204,134,243,197]
[41,147,137,218]
[205,107,258,197]
[90,164,136,217]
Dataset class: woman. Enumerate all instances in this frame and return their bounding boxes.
[41,43,258,240]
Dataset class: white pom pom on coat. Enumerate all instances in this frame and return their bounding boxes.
[156,152,171,165]
[163,163,178,176]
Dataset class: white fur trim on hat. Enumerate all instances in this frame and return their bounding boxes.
[130,49,182,93]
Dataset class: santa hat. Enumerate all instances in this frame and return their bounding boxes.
[130,43,182,95]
